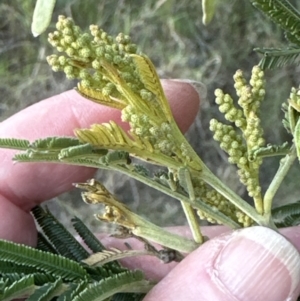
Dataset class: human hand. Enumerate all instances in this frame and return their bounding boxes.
[106,225,300,301]
[0,80,299,301]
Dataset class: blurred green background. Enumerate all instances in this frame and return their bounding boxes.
[1,0,300,232]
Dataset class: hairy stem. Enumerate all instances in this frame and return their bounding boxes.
[181,202,204,243]
[263,146,297,219]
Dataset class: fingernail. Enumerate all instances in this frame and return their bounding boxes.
[171,79,207,101]
[216,227,300,301]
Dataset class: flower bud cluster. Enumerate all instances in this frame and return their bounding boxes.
[236,211,253,227]
[121,105,178,156]
[235,66,265,117]
[211,66,266,211]
[47,16,150,102]
[48,16,186,159]
[209,119,246,165]
[244,112,265,153]
[214,89,246,129]
[193,180,253,227]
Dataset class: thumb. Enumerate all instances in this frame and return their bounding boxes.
[143,226,300,301]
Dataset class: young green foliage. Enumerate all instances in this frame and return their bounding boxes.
[47,15,203,172]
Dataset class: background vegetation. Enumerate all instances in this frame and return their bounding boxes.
[1,0,300,232]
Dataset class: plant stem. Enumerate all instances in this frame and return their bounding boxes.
[114,165,241,229]
[263,146,297,219]
[131,218,199,253]
[180,202,204,243]
[16,153,241,228]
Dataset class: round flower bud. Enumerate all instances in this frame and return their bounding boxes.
[214,88,223,97]
[81,79,91,88]
[239,156,248,166]
[51,65,61,72]
[66,47,75,56]
[79,48,91,58]
[58,55,67,66]
[62,27,73,36]
[104,53,113,62]
[125,44,137,53]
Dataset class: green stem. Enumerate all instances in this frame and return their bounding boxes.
[114,165,241,229]
[131,217,199,253]
[14,156,241,228]
[180,202,204,243]
[263,146,297,219]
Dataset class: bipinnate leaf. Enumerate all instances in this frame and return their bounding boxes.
[75,121,154,154]
[57,282,88,301]
[130,54,173,120]
[30,137,82,150]
[272,200,300,227]
[0,239,89,282]
[76,84,126,110]
[71,216,105,253]
[32,206,90,262]
[36,232,58,254]
[250,0,300,42]
[58,144,94,160]
[255,47,300,69]
[26,278,64,301]
[73,271,152,301]
[0,275,35,301]
[83,249,152,267]
[0,138,30,150]
[71,216,125,273]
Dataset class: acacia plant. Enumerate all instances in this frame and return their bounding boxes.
[1,0,300,300]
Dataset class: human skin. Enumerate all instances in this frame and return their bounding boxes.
[0,80,300,300]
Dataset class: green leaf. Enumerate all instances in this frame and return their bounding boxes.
[255,47,300,69]
[13,151,60,162]
[0,261,38,275]
[26,278,64,301]
[112,293,145,301]
[272,200,300,227]
[71,217,105,253]
[0,138,30,150]
[31,0,56,37]
[73,271,151,301]
[100,151,131,166]
[0,275,35,301]
[58,144,95,160]
[57,282,88,301]
[250,0,300,41]
[30,137,82,150]
[202,0,218,25]
[32,206,90,262]
[36,232,58,254]
[0,239,89,281]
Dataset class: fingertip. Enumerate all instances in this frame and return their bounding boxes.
[144,227,300,301]
[161,80,202,132]
[0,196,37,246]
